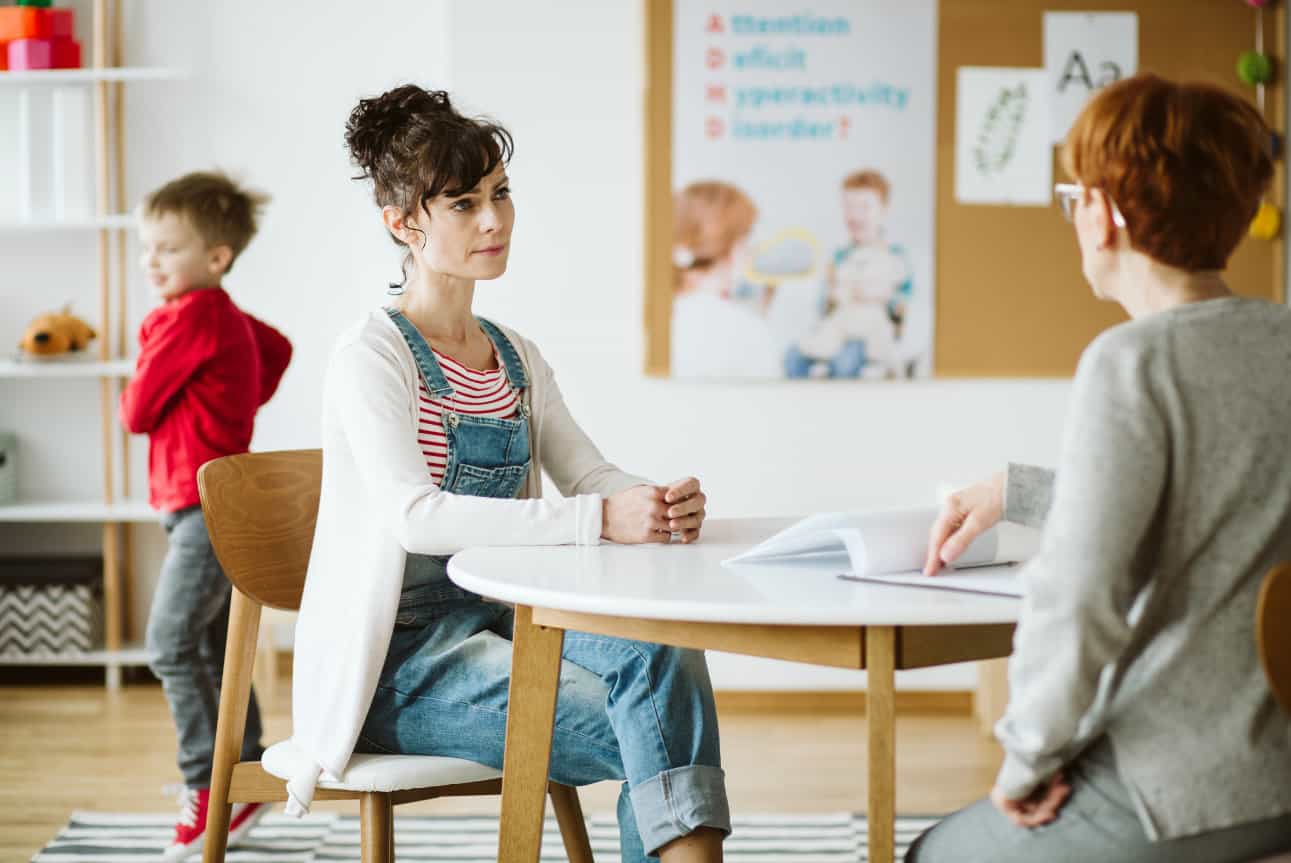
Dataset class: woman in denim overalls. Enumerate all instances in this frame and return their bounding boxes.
[333,86,729,862]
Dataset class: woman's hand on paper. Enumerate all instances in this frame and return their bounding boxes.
[924,472,1005,575]
[602,478,706,544]
[990,772,1072,828]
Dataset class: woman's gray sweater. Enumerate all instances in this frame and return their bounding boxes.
[995,296,1291,841]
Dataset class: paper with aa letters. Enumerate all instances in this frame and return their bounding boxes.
[1044,12,1138,144]
[954,67,1052,206]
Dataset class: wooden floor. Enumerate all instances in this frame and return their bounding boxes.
[0,674,1003,861]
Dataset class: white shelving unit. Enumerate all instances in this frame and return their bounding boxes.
[0,644,150,667]
[0,499,155,522]
[0,1,171,689]
[0,357,134,377]
[0,214,136,230]
[0,66,181,85]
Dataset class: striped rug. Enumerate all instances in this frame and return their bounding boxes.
[33,811,938,862]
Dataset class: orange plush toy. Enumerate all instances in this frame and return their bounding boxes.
[18,306,97,356]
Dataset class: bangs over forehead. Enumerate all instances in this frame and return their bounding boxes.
[414,118,514,206]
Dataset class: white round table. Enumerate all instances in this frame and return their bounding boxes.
[448,518,1021,863]
[451,517,1021,626]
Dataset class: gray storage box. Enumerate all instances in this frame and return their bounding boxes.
[0,556,103,657]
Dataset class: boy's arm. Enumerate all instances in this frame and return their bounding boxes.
[888,245,913,320]
[118,310,208,434]
[823,260,839,312]
[247,315,293,405]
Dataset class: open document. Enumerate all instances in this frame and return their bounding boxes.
[722,507,1032,597]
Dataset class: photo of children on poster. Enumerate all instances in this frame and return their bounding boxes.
[668,1,936,380]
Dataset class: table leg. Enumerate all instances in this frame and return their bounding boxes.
[866,626,897,863]
[498,606,565,863]
[974,658,1009,736]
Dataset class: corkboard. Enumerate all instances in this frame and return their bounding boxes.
[644,0,1286,378]
[935,0,1285,376]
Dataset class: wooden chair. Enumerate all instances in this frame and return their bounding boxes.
[197,449,594,863]
[1257,561,1291,717]
[1253,563,1291,863]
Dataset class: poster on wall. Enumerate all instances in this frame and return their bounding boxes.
[1044,12,1139,144]
[668,1,937,380]
[954,66,1052,206]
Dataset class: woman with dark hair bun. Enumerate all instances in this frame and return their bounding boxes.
[286,84,729,862]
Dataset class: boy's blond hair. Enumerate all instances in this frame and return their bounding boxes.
[140,171,269,273]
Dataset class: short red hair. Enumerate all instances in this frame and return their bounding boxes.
[1062,73,1272,271]
[842,169,891,204]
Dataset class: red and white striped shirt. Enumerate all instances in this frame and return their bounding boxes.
[417,348,520,487]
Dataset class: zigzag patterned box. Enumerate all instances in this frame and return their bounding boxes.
[0,556,103,657]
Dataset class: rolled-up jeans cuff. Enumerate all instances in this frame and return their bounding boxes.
[629,764,731,856]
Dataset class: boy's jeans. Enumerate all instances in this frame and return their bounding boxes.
[147,505,264,789]
[356,589,730,860]
[784,341,868,378]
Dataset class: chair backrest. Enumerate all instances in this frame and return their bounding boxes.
[1257,562,1291,716]
[197,449,321,611]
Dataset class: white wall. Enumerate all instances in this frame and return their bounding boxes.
[2,0,456,658]
[13,1,1276,690]
[444,1,1070,689]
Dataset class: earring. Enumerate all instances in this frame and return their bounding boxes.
[386,282,405,296]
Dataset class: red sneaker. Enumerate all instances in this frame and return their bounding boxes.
[162,787,269,861]
[228,800,269,847]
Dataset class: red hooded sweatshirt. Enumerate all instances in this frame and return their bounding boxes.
[120,286,292,512]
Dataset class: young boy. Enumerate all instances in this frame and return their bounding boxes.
[786,169,913,379]
[119,171,291,860]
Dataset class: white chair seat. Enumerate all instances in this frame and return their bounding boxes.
[262,739,502,793]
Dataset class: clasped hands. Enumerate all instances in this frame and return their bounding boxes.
[602,477,707,545]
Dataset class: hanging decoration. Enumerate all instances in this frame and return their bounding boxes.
[1251,200,1282,239]
[1240,0,1282,240]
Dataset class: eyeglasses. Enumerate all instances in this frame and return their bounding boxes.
[1054,183,1127,229]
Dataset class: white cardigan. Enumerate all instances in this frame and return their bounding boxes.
[285,309,648,815]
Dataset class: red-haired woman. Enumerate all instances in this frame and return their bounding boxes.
[670,180,780,377]
[911,74,1291,862]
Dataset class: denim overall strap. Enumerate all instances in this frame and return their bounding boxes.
[386,310,533,609]
[384,307,454,399]
[476,318,529,391]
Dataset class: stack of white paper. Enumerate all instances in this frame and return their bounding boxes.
[723,506,1028,597]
